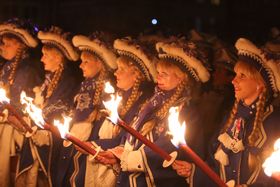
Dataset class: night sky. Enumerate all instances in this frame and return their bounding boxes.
[0,0,279,44]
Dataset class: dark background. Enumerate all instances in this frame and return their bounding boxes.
[0,0,279,44]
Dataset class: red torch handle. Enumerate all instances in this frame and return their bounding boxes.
[66,133,97,156]
[5,104,33,133]
[117,118,172,161]
[42,123,97,156]
[180,144,227,187]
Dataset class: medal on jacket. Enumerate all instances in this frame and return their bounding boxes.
[229,118,245,153]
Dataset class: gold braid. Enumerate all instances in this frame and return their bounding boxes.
[8,46,27,85]
[139,80,187,136]
[248,89,267,146]
[113,78,142,137]
[119,76,141,117]
[221,100,239,133]
[221,89,267,147]
[92,69,106,106]
[46,63,64,98]
[156,79,187,119]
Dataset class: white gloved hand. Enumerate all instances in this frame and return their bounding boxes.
[69,122,92,141]
[31,130,50,147]
[33,86,44,107]
[0,109,9,123]
[120,149,145,172]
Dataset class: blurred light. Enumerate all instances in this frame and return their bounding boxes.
[211,0,220,5]
[34,26,39,32]
[151,18,158,25]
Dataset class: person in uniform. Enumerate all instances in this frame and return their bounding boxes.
[96,37,211,187]
[50,32,118,187]
[0,18,43,187]
[173,38,280,187]
[75,37,157,187]
[15,26,80,187]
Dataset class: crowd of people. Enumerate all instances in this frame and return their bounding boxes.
[0,18,280,187]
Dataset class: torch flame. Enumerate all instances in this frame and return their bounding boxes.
[263,138,280,177]
[103,94,122,124]
[0,88,10,103]
[20,91,45,128]
[54,115,72,139]
[102,81,122,123]
[168,107,186,147]
[104,82,115,94]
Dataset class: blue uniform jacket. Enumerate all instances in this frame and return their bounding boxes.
[17,64,81,185]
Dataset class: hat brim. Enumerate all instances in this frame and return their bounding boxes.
[38,31,78,61]
[0,24,38,48]
[72,35,117,70]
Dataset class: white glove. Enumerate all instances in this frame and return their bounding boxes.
[0,109,8,123]
[69,122,92,141]
[31,130,50,146]
[33,86,44,107]
[120,149,145,172]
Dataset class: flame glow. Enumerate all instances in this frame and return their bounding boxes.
[103,94,122,124]
[168,107,186,147]
[102,81,122,123]
[54,115,72,139]
[0,88,10,103]
[104,82,115,94]
[20,91,45,128]
[263,138,280,177]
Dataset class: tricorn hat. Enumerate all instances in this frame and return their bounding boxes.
[235,38,280,98]
[38,26,79,61]
[156,39,210,83]
[72,32,117,71]
[0,18,38,48]
[114,37,157,82]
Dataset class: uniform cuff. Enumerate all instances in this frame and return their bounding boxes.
[120,150,145,172]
